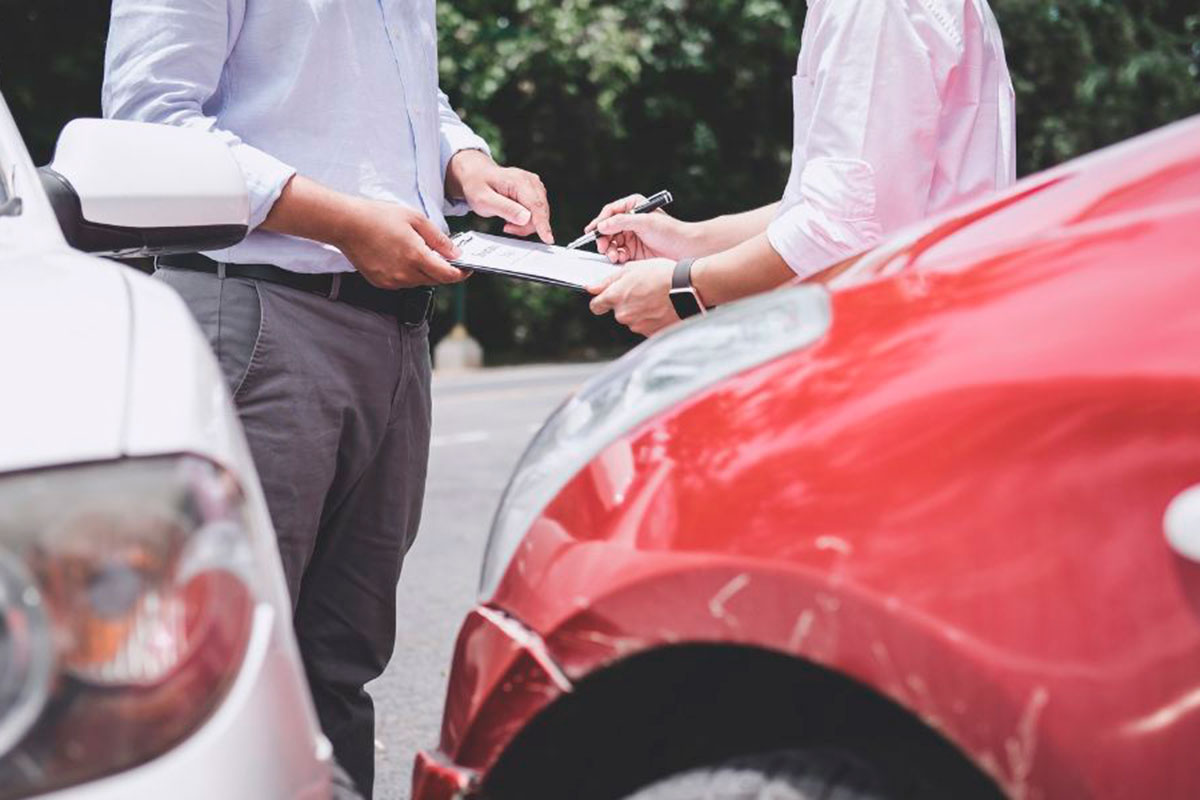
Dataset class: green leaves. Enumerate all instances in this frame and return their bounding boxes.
[1000,0,1200,174]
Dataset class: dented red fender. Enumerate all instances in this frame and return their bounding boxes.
[416,117,1200,800]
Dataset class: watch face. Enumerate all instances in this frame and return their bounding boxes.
[670,288,704,319]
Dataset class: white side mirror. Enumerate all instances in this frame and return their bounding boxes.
[38,119,249,256]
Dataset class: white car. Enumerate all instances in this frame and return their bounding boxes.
[0,96,332,798]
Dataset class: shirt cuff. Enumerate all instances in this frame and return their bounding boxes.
[440,128,492,217]
[232,143,297,230]
[767,203,882,279]
[768,157,884,278]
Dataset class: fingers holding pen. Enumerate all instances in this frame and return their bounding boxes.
[587,194,647,255]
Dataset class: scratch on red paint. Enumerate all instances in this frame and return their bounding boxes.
[1005,687,1050,800]
[788,609,816,651]
[708,573,751,627]
[815,535,853,555]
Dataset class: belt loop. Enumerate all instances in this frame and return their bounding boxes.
[152,256,161,273]
[329,274,342,301]
[423,288,435,323]
[216,262,227,280]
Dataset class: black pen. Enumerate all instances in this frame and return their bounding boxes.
[566,190,674,250]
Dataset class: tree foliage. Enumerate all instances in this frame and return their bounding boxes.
[1000,0,1200,173]
[1,1,1197,361]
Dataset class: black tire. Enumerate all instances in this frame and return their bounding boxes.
[622,749,889,800]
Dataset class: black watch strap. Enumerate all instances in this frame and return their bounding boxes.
[670,258,706,319]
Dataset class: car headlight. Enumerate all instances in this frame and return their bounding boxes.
[480,284,833,598]
[0,456,259,798]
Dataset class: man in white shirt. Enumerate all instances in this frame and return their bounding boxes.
[104,2,551,795]
[586,0,1015,333]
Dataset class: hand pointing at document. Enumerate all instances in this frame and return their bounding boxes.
[445,149,554,243]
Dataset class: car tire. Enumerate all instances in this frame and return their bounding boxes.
[622,749,890,800]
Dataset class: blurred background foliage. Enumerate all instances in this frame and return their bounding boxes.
[1,0,1197,362]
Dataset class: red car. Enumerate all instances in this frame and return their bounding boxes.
[414,116,1200,800]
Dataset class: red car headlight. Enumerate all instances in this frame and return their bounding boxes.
[0,456,258,798]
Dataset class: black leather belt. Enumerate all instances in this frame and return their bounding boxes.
[155,253,434,326]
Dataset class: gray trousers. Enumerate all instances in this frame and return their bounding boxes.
[157,268,431,798]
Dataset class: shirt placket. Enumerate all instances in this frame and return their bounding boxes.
[377,0,437,218]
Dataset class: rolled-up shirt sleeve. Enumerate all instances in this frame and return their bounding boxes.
[103,0,296,230]
[437,89,491,216]
[769,3,947,278]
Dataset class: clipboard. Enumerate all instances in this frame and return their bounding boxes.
[449,231,619,292]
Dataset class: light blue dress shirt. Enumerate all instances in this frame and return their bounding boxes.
[103,0,491,274]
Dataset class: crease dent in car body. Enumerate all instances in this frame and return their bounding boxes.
[414,114,1200,800]
[0,97,334,799]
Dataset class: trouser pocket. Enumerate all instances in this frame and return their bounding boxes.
[154,268,264,399]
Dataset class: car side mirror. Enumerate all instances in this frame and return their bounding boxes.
[38,119,249,257]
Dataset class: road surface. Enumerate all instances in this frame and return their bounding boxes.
[370,362,605,800]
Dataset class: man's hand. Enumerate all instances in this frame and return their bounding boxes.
[336,198,468,289]
[587,258,680,337]
[262,175,467,289]
[586,194,700,264]
[446,150,553,244]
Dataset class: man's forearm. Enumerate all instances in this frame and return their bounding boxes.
[691,232,796,307]
[694,203,780,255]
[260,175,362,249]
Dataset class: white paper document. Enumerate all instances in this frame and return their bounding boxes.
[450,231,619,291]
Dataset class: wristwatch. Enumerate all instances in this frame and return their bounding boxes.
[670,258,708,319]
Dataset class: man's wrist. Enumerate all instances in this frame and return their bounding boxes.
[444,148,492,200]
[325,193,368,251]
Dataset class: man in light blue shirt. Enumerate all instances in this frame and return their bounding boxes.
[104,2,552,795]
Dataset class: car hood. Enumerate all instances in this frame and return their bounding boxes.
[0,247,131,472]
[0,245,247,475]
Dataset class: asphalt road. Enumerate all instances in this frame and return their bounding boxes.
[369,362,606,800]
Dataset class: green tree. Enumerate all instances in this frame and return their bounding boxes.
[1000,1,1200,173]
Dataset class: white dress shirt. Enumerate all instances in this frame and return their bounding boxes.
[769,0,1016,277]
[103,0,491,274]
